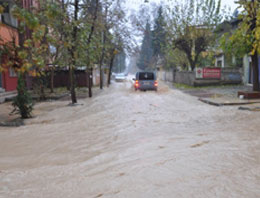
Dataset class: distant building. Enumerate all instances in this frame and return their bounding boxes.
[214,18,242,69]
[214,14,260,85]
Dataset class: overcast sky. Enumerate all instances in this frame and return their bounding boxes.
[124,0,238,13]
[123,0,238,64]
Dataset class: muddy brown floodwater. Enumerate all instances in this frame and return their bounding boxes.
[0,79,260,198]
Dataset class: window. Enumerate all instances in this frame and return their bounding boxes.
[236,58,243,68]
[0,2,18,28]
[9,67,17,77]
[139,72,155,80]
[217,60,222,67]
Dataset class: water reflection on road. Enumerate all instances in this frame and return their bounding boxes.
[0,79,259,198]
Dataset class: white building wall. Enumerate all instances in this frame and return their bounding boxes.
[243,55,251,84]
[215,55,225,68]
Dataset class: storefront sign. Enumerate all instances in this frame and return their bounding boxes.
[203,68,221,79]
[196,68,203,79]
[196,67,221,79]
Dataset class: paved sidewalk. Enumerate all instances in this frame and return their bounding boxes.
[0,87,103,126]
[199,97,260,106]
[172,83,260,109]
[0,102,22,127]
[0,91,17,104]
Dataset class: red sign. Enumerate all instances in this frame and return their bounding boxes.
[203,68,221,79]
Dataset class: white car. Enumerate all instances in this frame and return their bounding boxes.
[115,73,126,82]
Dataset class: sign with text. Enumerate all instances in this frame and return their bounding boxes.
[196,68,203,79]
[203,68,221,79]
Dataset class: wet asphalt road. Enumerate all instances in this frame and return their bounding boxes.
[0,79,260,198]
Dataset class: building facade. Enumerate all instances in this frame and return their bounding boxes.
[0,0,34,92]
[0,0,19,91]
[242,55,260,85]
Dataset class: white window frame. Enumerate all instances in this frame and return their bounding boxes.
[0,1,18,28]
[9,67,17,77]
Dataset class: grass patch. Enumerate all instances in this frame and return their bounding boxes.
[50,87,69,94]
[173,83,196,89]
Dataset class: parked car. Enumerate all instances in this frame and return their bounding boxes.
[111,72,116,80]
[133,72,158,91]
[115,73,126,82]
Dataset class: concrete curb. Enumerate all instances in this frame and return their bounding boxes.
[0,94,17,104]
[31,93,70,101]
[238,106,260,111]
[0,118,24,127]
[198,98,223,106]
[198,97,260,106]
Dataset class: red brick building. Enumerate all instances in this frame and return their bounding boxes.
[0,0,33,92]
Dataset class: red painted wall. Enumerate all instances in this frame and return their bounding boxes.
[2,69,18,91]
[0,23,19,91]
[0,73,3,88]
[0,0,37,92]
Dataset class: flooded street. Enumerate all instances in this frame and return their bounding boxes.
[0,79,260,198]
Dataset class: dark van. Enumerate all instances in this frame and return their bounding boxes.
[134,72,158,91]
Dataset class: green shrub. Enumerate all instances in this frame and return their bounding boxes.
[12,74,33,118]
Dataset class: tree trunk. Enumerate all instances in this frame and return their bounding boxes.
[186,54,195,71]
[85,0,99,94]
[107,54,115,87]
[190,59,196,71]
[40,83,45,100]
[50,68,54,93]
[99,34,106,90]
[69,0,79,104]
[251,52,260,91]
[88,68,92,98]
[249,0,259,91]
[39,73,46,100]
[87,0,99,44]
[99,5,108,89]
[99,64,103,89]
[69,66,77,103]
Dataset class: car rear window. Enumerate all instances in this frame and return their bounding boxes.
[138,72,155,80]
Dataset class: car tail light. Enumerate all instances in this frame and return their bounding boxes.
[154,80,158,87]
[135,80,139,87]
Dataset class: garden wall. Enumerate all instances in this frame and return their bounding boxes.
[159,68,242,86]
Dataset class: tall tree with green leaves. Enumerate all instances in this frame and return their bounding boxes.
[137,21,154,71]
[81,0,101,97]
[48,0,101,101]
[221,0,260,91]
[97,2,109,90]
[95,0,128,89]
[105,1,132,86]
[152,6,166,60]
[12,74,33,118]
[165,0,222,71]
